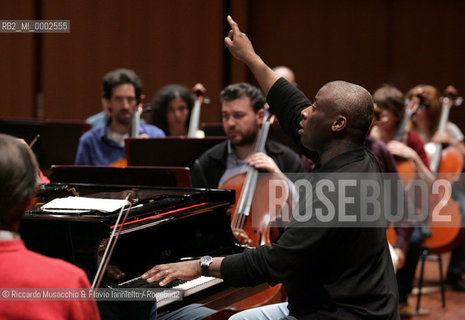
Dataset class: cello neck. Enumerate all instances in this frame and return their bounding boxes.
[429,92,459,173]
[437,97,452,134]
[232,116,274,226]
[187,96,203,138]
[131,106,141,138]
[254,119,272,153]
[393,97,420,141]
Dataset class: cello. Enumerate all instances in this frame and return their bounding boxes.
[392,96,421,184]
[219,115,291,308]
[110,103,151,167]
[422,86,464,253]
[385,97,421,245]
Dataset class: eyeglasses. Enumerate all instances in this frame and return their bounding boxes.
[112,96,138,105]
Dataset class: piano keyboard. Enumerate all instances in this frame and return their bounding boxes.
[115,275,224,308]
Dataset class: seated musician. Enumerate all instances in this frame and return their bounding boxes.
[150,83,207,137]
[190,81,303,187]
[406,84,465,293]
[0,133,100,320]
[75,68,165,166]
[272,66,297,87]
[370,85,434,182]
[370,84,436,317]
[142,16,399,320]
[191,81,303,243]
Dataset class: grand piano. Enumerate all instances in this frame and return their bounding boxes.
[20,183,280,319]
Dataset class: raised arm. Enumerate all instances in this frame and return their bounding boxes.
[224,16,279,96]
[224,16,316,161]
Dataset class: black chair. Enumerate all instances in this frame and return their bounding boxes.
[416,248,446,312]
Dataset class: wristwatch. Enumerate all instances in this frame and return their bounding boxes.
[200,256,213,276]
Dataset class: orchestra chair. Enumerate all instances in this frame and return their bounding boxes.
[49,165,192,188]
[415,249,446,312]
[125,137,226,168]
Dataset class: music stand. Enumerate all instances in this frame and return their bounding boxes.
[126,137,225,168]
[49,165,192,188]
[201,122,226,137]
[0,118,91,170]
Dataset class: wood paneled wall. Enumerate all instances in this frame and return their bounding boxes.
[0,0,36,118]
[1,0,465,130]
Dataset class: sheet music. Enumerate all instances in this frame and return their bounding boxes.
[41,196,130,213]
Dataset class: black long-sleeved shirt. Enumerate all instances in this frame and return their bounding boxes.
[221,78,399,319]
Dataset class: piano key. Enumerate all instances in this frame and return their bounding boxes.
[156,276,224,308]
[116,276,187,289]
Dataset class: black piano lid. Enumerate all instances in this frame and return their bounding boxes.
[28,183,234,220]
[20,183,240,280]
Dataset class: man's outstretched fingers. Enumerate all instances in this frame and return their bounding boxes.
[227,15,240,34]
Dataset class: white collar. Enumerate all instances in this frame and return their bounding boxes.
[0,230,21,240]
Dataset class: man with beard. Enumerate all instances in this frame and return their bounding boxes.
[191,82,303,188]
[75,69,165,166]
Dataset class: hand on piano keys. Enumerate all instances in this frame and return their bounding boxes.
[117,275,224,308]
[142,260,203,286]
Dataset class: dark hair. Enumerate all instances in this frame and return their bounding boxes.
[373,85,404,120]
[405,84,441,134]
[0,134,38,229]
[101,68,143,102]
[220,82,265,112]
[150,84,194,135]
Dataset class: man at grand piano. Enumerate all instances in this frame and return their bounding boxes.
[142,16,399,320]
[0,133,101,319]
[75,68,165,166]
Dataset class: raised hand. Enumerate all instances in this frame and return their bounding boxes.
[224,16,258,65]
[224,16,278,96]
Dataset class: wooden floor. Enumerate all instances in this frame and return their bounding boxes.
[407,251,465,319]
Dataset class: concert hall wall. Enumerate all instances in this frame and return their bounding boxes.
[1,0,464,132]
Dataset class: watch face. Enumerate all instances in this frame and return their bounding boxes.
[200,256,212,265]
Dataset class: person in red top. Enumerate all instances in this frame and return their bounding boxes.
[0,133,100,320]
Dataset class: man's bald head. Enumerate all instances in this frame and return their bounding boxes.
[319,81,374,143]
[273,66,297,86]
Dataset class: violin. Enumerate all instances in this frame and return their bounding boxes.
[422,86,464,253]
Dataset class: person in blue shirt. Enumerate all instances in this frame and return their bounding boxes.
[75,69,165,166]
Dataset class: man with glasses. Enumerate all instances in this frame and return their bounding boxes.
[75,69,165,166]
